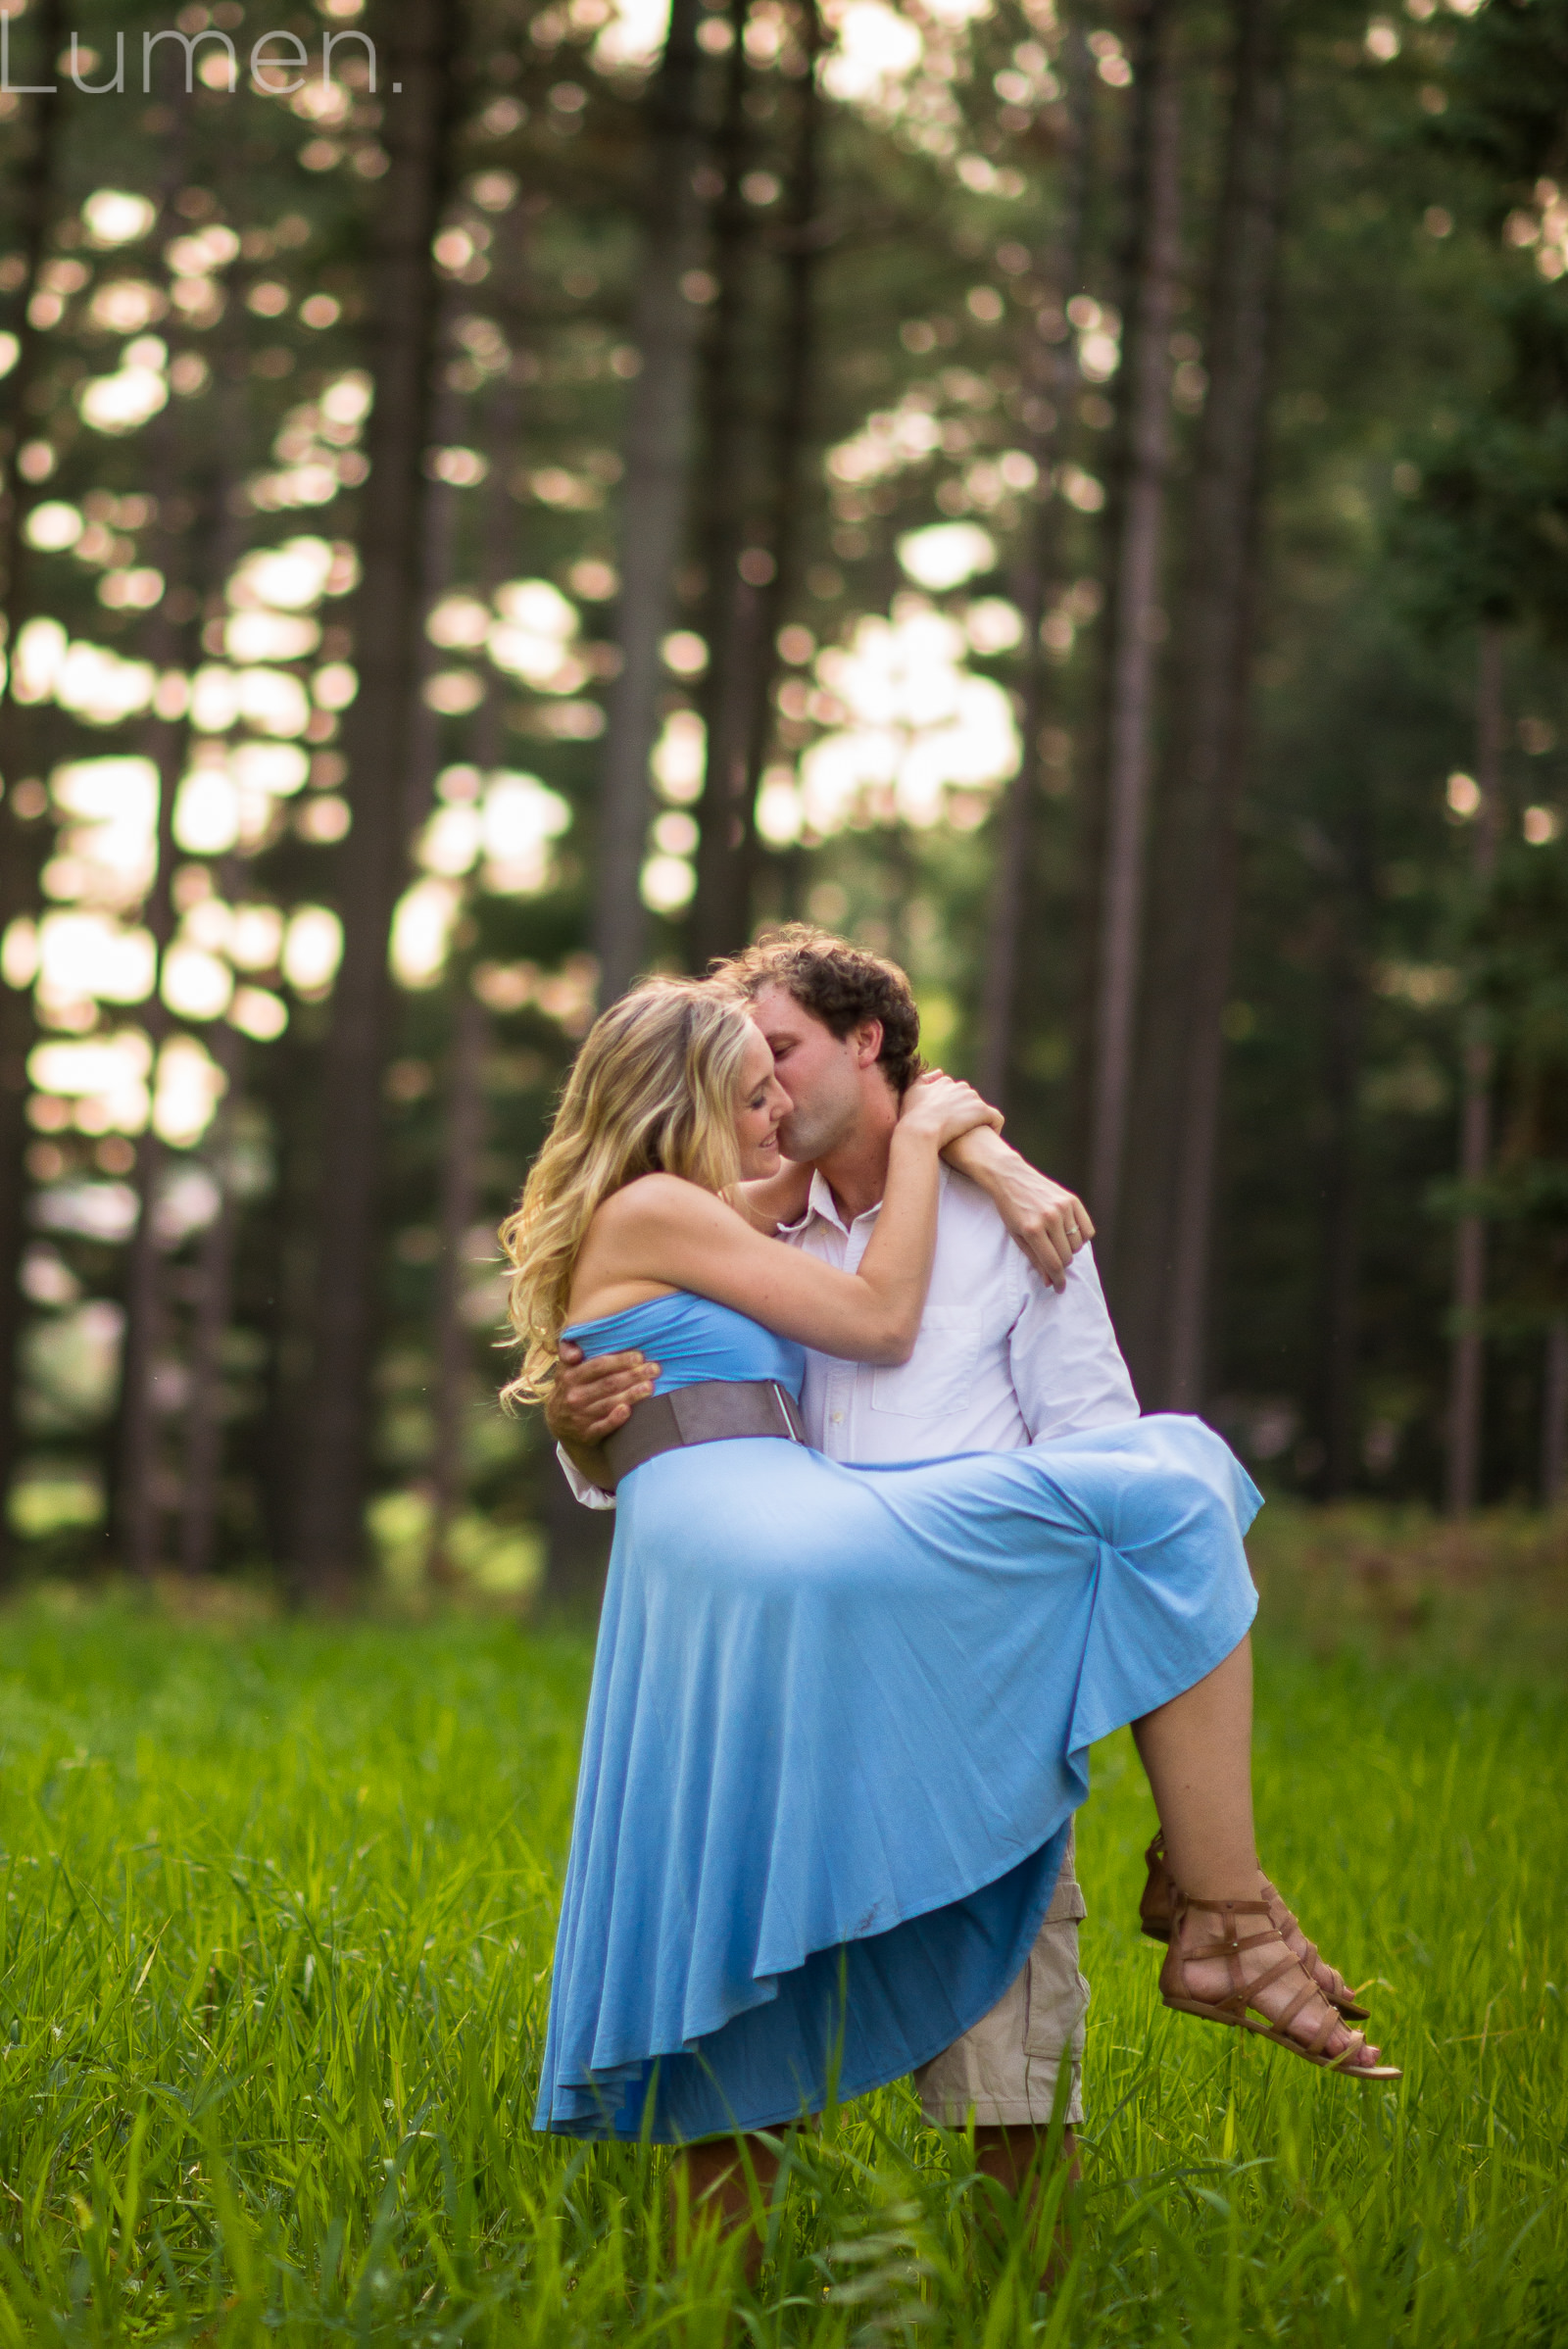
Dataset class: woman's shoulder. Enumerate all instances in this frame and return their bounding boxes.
[592,1172,724,1234]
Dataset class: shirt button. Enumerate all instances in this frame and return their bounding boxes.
[830,1411,844,1425]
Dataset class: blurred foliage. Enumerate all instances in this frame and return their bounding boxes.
[3,0,1568,1592]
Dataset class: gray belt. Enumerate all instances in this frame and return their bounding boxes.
[602,1379,807,1490]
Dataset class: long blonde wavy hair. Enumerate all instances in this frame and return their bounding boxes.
[499,977,756,1406]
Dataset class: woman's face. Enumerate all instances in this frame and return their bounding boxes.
[734,1023,790,1179]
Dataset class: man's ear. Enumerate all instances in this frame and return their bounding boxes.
[851,1017,884,1071]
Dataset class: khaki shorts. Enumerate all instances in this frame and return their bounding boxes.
[913,1827,1090,2129]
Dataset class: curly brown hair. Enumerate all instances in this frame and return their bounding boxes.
[716,924,924,1095]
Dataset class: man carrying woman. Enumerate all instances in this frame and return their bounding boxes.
[504,933,1396,2269]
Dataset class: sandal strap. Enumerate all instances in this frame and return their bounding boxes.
[1171,1885,1353,2058]
[1271,1973,1324,2034]
[1164,1870,1378,2067]
[1183,1928,1278,1966]
[1246,1948,1309,2005]
[1309,2004,1347,2058]
[1174,1892,1272,1919]
[1261,1878,1356,2002]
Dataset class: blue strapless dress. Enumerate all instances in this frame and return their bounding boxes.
[534,1292,1260,2143]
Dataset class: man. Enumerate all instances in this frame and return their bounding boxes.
[548,927,1140,2224]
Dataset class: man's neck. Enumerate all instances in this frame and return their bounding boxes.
[814,1099,899,1224]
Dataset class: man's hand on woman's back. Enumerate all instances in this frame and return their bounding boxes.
[548,1341,660,1461]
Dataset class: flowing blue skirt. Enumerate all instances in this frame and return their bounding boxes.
[535,1413,1260,2141]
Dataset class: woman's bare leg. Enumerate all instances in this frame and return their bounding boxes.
[1132,1637,1385,2067]
[1132,1636,1260,1893]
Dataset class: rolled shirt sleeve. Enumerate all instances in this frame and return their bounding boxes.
[557,1442,616,1510]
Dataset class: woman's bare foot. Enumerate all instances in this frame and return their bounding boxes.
[1144,1835,1369,2018]
[1167,1890,1390,2072]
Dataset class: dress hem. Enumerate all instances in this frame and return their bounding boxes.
[538,1825,1072,2143]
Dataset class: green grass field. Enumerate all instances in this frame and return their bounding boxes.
[0,1521,1564,2345]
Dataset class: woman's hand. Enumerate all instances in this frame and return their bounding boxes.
[896,1072,1004,1150]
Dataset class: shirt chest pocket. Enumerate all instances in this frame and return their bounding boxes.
[870,1306,984,1418]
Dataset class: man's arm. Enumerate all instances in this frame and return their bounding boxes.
[545,1339,661,1504]
[1009,1243,1140,1440]
[944,1125,1093,1293]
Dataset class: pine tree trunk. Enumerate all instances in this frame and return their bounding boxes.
[1156,6,1285,1412]
[1109,0,1286,1399]
[592,0,707,1001]
[1543,1314,1568,1508]
[290,0,459,1599]
[0,0,65,1584]
[1445,619,1503,1516]
[689,0,762,970]
[115,1150,170,1576]
[1303,812,1375,1495]
[1083,0,1182,1248]
[179,1020,243,1576]
[428,988,486,1584]
[1316,919,1366,1494]
[738,0,823,912]
[468,231,530,775]
[112,673,181,1579]
[114,223,208,1575]
[402,309,466,842]
[257,1025,318,1571]
[978,15,1092,1110]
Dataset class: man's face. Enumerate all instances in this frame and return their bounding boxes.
[749,983,875,1161]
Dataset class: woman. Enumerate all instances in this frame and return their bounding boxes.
[503,980,1396,2157]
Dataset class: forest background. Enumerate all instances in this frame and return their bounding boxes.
[2,0,1567,1605]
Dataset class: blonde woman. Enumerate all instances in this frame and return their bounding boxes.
[505,981,1396,2176]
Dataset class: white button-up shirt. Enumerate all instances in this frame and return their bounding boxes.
[563,1164,1138,1502]
[786,1165,1138,1462]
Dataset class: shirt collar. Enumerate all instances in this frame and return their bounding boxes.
[807,1167,859,1233]
[790,1158,949,1237]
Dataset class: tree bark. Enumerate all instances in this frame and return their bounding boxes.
[0,0,65,1584]
[256,1024,318,1572]
[689,0,764,970]
[113,110,206,1577]
[113,1042,172,1577]
[179,1019,243,1575]
[1445,619,1503,1516]
[428,987,486,1584]
[467,238,530,776]
[1083,0,1182,1250]
[402,306,467,842]
[112,658,187,1578]
[1543,1313,1568,1509]
[1116,0,1287,1405]
[1315,884,1368,1495]
[591,0,707,1001]
[290,0,459,1598]
[977,14,1092,1110]
[738,0,824,923]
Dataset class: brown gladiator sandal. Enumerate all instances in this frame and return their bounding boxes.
[1139,1830,1371,2022]
[1158,1887,1400,2079]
